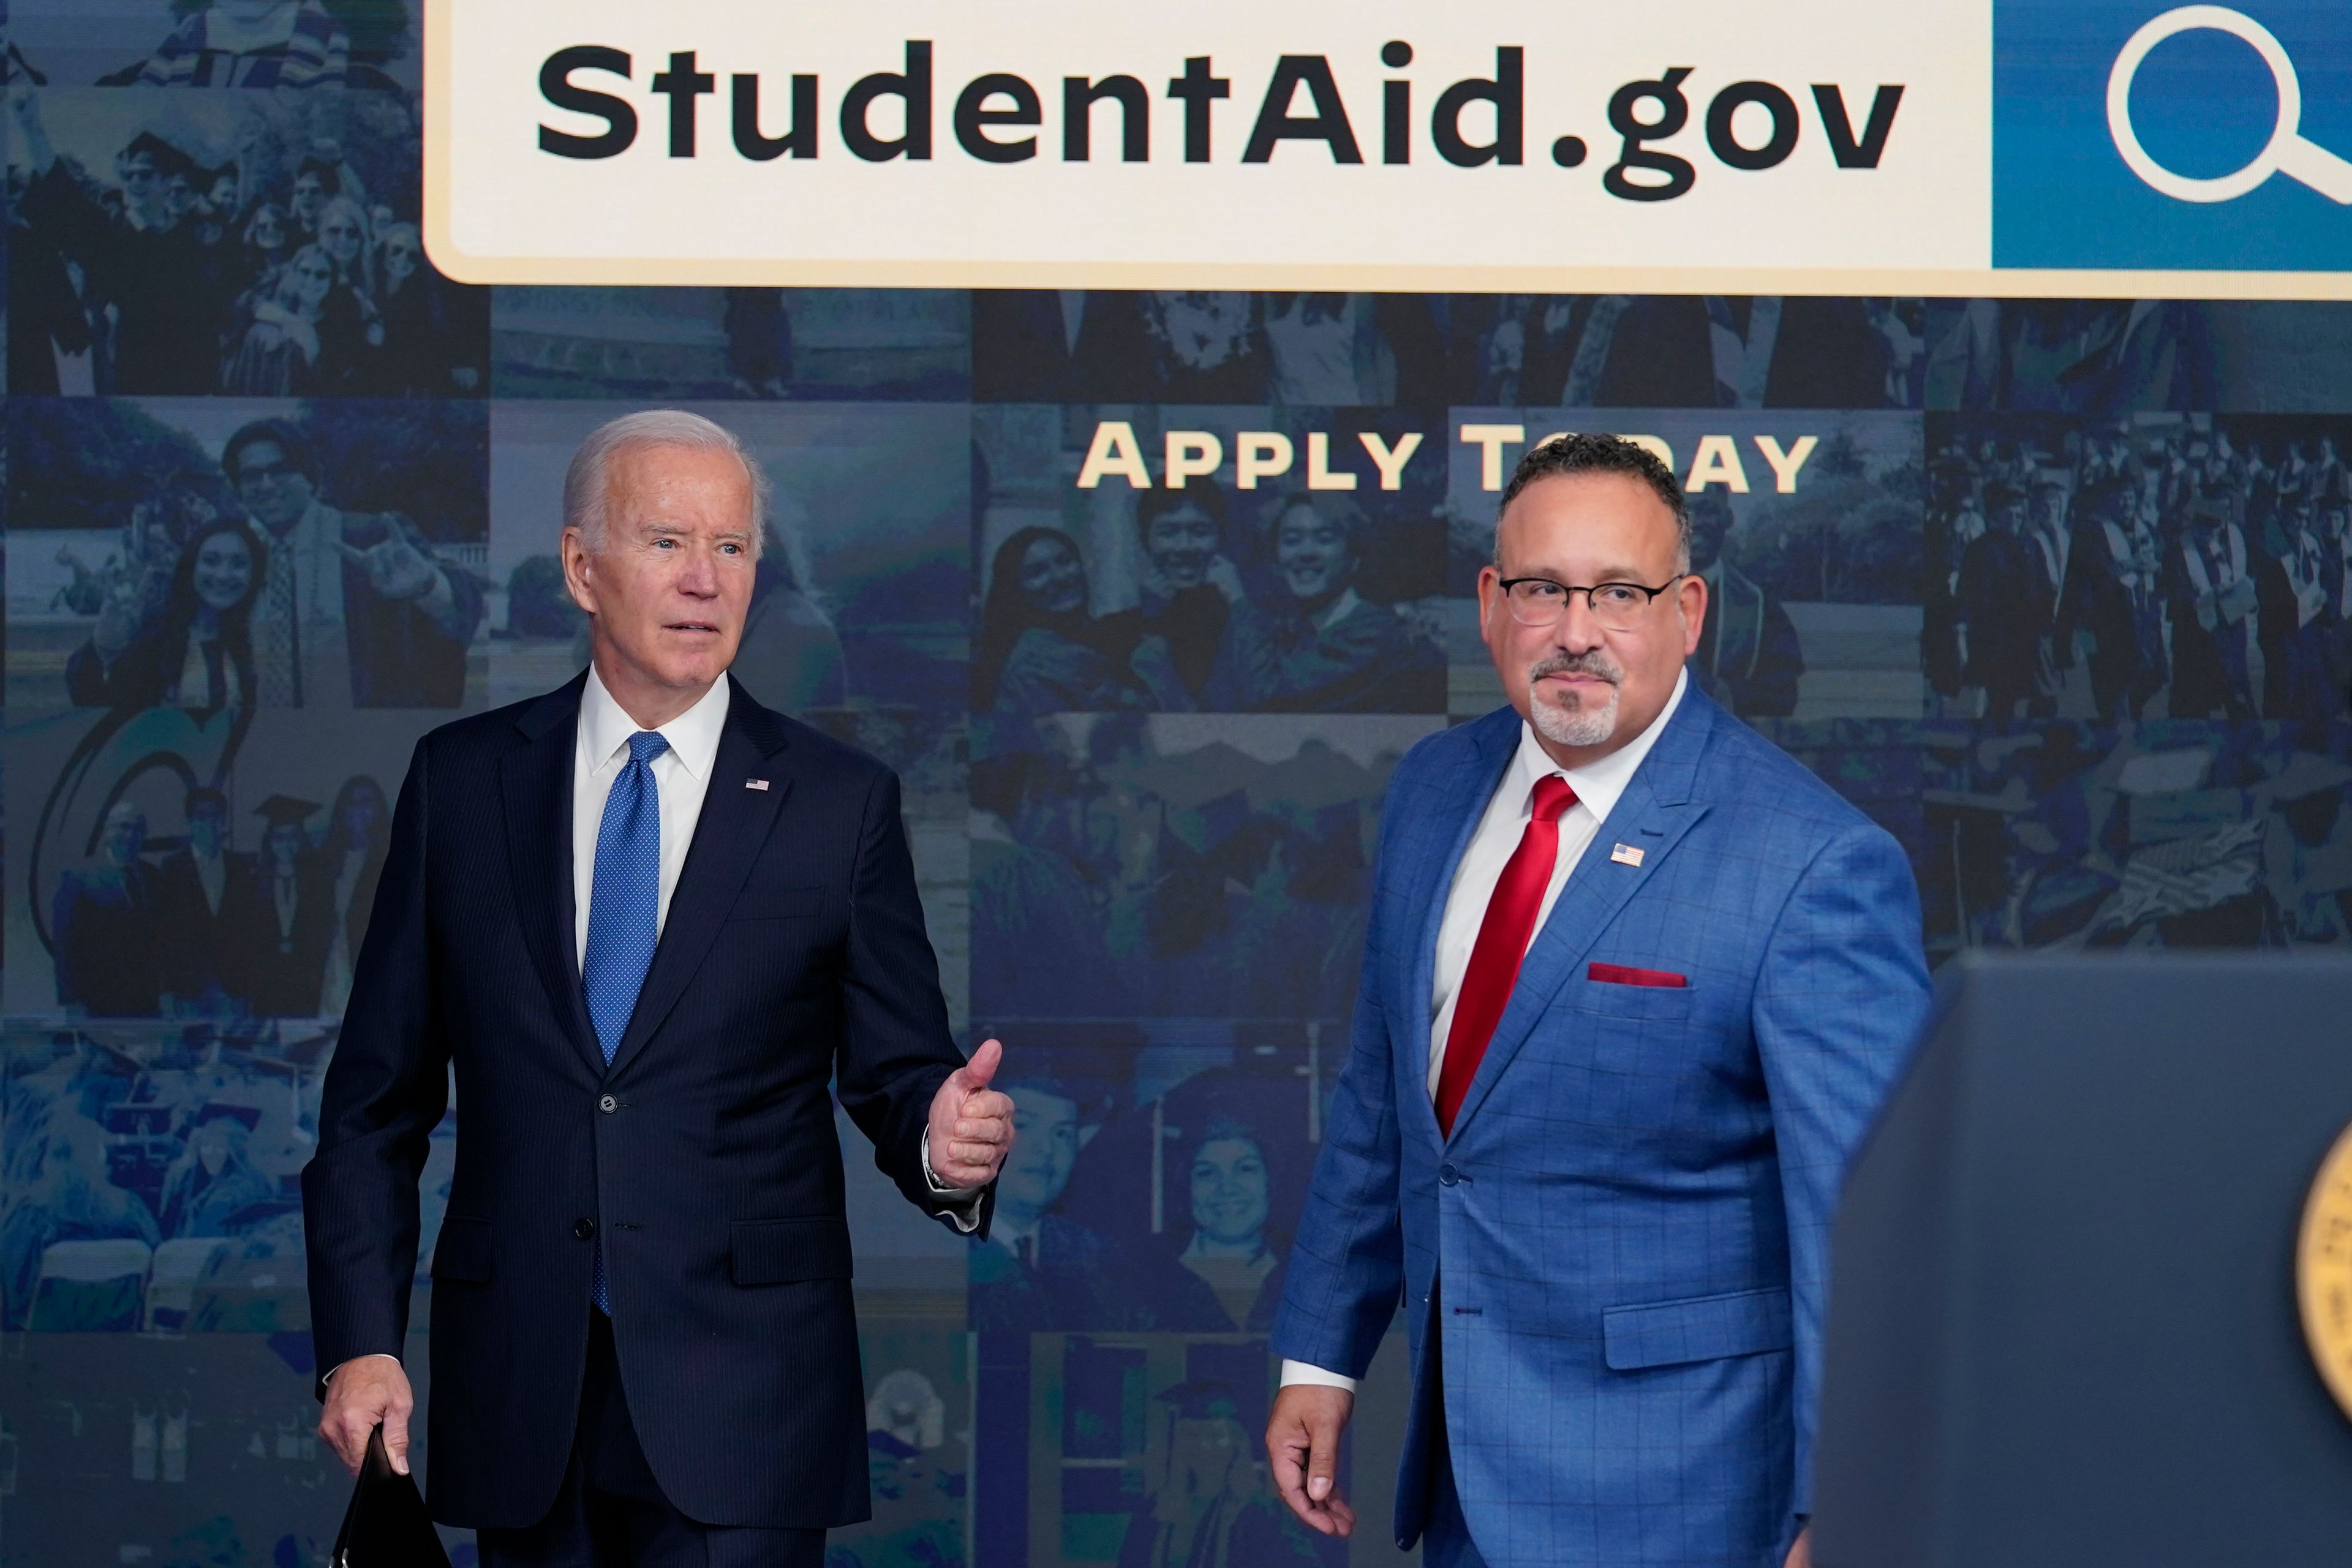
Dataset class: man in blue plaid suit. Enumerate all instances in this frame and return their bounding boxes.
[1265,434,1930,1568]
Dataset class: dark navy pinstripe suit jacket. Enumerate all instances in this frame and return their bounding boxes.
[303,671,987,1530]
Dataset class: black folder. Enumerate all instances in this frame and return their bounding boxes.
[332,1424,451,1568]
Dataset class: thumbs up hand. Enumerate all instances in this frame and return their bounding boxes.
[926,1038,1016,1190]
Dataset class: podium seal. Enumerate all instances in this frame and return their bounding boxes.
[2296,1119,2352,1421]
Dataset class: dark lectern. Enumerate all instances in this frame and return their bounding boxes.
[1814,954,2352,1568]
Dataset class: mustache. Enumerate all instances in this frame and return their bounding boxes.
[1528,651,1624,685]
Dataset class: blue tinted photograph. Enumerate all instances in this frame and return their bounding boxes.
[7,84,484,397]
[7,396,490,715]
[967,1024,1333,1340]
[977,405,1446,716]
[1917,721,2352,965]
[971,713,1436,1022]
[973,1329,1343,1568]
[1,1024,336,1332]
[6,704,447,1019]
[1928,413,2352,725]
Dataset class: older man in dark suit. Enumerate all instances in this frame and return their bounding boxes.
[304,410,1015,1566]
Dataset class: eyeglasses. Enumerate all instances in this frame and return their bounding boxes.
[1496,575,1684,631]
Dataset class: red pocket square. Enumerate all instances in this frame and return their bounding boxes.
[1588,962,1687,989]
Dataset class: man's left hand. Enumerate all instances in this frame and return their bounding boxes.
[336,536,440,603]
[1785,1525,1812,1568]
[927,1038,1014,1189]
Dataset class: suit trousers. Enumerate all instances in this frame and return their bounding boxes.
[475,1313,824,1568]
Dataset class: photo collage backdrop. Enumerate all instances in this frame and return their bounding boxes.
[6,9,2352,1566]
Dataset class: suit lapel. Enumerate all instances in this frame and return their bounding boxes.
[1397,710,1520,1149]
[604,678,793,1080]
[1444,688,1722,1141]
[500,673,602,1077]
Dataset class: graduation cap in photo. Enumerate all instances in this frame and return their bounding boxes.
[254,795,322,835]
[190,1102,262,1133]
[120,130,177,167]
[977,1034,1129,1128]
[121,131,199,179]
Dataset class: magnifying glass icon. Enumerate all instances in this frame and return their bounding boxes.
[2108,4,2352,203]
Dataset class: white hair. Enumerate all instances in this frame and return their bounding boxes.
[562,409,769,559]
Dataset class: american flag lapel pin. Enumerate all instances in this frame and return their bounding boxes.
[745,778,770,791]
[1610,843,1645,867]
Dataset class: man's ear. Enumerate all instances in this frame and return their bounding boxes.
[560,529,600,617]
[1679,573,1709,658]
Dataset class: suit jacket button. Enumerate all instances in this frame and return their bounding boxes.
[1438,1163,1458,1187]
[574,1218,597,1240]
[598,1094,618,1114]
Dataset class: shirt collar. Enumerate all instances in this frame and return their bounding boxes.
[579,664,731,784]
[1313,587,1363,633]
[1508,666,1689,826]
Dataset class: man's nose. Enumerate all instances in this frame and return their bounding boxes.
[1551,594,1608,652]
[675,549,720,596]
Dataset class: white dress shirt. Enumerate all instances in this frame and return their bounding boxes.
[572,664,728,965]
[1283,670,1689,1393]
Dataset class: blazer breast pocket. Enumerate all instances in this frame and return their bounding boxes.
[1574,972,1698,1023]
[730,1216,854,1286]
[723,883,830,923]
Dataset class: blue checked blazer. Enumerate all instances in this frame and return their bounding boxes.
[1271,686,1929,1568]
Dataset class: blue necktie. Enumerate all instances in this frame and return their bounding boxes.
[582,730,667,1311]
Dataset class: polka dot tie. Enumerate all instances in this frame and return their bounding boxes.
[582,729,668,1311]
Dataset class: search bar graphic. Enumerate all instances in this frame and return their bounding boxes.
[2107,5,2352,204]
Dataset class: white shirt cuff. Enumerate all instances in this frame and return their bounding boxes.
[921,1129,986,1235]
[323,1352,401,1384]
[1279,1359,1359,1393]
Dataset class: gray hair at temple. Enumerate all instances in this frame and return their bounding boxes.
[562,409,769,560]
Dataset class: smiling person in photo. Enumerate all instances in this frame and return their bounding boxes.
[1216,492,1443,712]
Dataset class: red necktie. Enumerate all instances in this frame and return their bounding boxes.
[1434,775,1577,1137]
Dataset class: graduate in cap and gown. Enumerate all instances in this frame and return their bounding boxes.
[159,1102,278,1240]
[7,89,222,393]
[226,794,337,1016]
